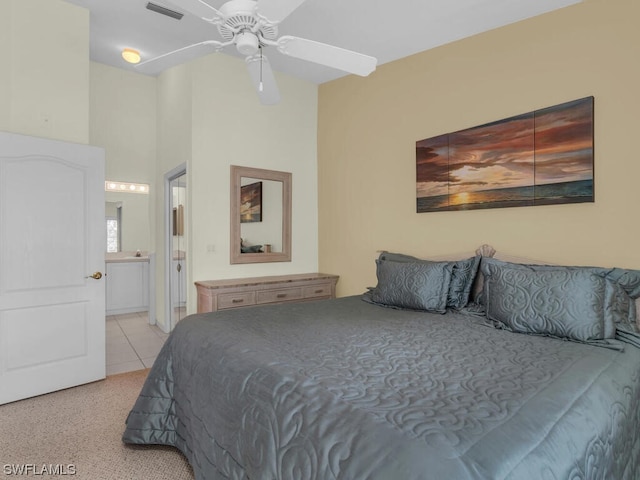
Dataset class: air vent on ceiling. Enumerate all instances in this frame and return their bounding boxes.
[146,2,184,20]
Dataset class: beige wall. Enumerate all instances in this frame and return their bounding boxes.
[0,0,89,143]
[155,64,193,330]
[189,53,319,283]
[318,0,640,296]
[90,62,156,252]
[153,54,319,330]
[90,63,156,184]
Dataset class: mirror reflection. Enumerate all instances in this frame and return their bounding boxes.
[240,178,283,254]
[104,190,150,253]
[230,165,291,264]
[106,201,122,252]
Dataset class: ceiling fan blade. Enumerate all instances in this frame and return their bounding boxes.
[164,0,223,22]
[136,40,226,74]
[276,36,377,77]
[245,53,281,105]
[256,0,307,23]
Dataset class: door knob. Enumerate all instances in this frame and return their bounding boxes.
[85,272,103,280]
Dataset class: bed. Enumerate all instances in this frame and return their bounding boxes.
[122,246,640,479]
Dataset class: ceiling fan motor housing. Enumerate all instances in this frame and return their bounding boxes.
[217,0,278,54]
[236,31,259,55]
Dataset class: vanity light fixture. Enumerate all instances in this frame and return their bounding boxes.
[105,181,150,194]
[122,48,141,64]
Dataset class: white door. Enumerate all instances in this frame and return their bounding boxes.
[0,131,105,405]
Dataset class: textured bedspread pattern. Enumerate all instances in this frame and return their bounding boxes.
[123,296,640,479]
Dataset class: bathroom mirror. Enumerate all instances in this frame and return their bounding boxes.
[104,191,150,253]
[230,165,291,264]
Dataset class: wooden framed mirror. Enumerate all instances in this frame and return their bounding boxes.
[230,165,292,264]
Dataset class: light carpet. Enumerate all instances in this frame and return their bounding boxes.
[0,369,193,479]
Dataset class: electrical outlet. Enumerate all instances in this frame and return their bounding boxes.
[206,244,216,253]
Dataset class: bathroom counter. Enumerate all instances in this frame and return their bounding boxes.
[105,252,149,263]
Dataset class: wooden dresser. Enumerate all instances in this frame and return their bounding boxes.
[195,273,339,313]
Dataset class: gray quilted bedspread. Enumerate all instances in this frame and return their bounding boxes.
[122,296,640,479]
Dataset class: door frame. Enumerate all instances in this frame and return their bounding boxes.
[164,163,187,332]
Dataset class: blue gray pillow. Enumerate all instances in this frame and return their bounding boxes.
[480,258,640,344]
[368,259,452,313]
[484,263,612,342]
[378,252,480,309]
[599,267,640,299]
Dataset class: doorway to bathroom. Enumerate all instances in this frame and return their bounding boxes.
[165,164,188,331]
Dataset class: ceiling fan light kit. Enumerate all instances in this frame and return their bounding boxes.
[137,0,377,104]
[235,31,260,55]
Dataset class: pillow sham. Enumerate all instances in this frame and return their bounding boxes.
[599,267,640,299]
[368,259,452,313]
[603,279,632,338]
[478,257,592,302]
[378,252,480,309]
[484,263,612,342]
[600,267,640,333]
[480,257,640,325]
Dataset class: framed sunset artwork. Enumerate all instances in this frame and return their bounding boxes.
[416,97,594,212]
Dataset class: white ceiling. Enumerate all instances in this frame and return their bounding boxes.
[64,0,581,84]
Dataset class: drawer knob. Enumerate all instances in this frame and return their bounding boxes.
[276,293,287,299]
[232,298,244,304]
[314,289,323,294]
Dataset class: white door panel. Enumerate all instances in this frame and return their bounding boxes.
[2,157,87,291]
[0,131,105,405]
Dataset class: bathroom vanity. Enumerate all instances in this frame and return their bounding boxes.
[105,252,150,315]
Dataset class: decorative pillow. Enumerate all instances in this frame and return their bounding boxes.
[478,257,598,302]
[603,279,629,338]
[476,256,554,305]
[448,256,481,308]
[599,267,640,299]
[616,297,640,348]
[481,257,640,317]
[606,280,640,347]
[369,259,452,313]
[484,263,611,342]
[378,252,480,309]
[600,268,640,334]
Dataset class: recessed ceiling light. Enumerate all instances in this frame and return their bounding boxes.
[122,48,141,64]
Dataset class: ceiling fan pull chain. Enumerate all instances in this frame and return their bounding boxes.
[259,47,264,92]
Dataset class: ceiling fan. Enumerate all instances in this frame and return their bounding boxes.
[137,0,377,104]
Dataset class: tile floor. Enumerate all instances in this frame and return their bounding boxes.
[106,312,169,376]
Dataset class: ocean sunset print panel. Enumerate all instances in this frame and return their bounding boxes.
[416,97,594,212]
[533,98,594,205]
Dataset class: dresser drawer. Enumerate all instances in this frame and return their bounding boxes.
[196,274,339,313]
[303,284,333,299]
[257,287,303,304]
[218,291,256,310]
